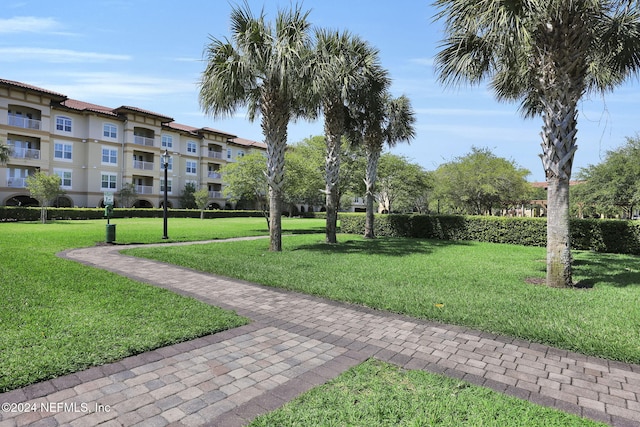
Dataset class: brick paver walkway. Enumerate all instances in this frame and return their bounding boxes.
[1,239,639,427]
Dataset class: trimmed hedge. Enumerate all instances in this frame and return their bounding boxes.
[339,213,640,255]
[0,207,327,222]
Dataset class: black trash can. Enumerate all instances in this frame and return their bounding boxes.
[106,224,116,243]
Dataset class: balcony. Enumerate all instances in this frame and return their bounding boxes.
[135,185,154,194]
[133,160,154,171]
[133,135,155,147]
[10,147,41,160]
[208,171,222,179]
[209,191,223,198]
[7,177,27,188]
[8,114,41,130]
[208,150,223,159]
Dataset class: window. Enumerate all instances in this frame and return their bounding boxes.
[161,135,173,149]
[54,142,72,161]
[54,169,72,189]
[101,147,117,165]
[56,116,72,132]
[186,160,197,174]
[227,148,232,159]
[238,150,245,158]
[101,173,117,190]
[161,179,172,193]
[187,141,197,154]
[103,123,117,139]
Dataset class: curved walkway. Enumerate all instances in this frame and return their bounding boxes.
[1,240,639,427]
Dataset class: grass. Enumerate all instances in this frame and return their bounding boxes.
[1,216,636,425]
[0,216,324,392]
[127,233,640,364]
[249,359,606,427]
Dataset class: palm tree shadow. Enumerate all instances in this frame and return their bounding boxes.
[293,237,472,257]
[574,252,640,288]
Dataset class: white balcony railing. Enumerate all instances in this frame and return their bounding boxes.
[135,185,154,194]
[133,135,155,147]
[133,160,154,170]
[208,171,222,179]
[10,147,41,160]
[208,150,222,159]
[7,177,27,188]
[8,114,41,130]
[208,191,223,198]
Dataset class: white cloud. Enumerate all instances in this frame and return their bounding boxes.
[45,72,197,101]
[409,57,434,66]
[0,16,60,33]
[0,47,130,63]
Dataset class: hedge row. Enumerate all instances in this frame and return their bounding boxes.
[0,207,326,222]
[339,213,640,255]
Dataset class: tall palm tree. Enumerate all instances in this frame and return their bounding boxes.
[434,0,640,287]
[312,29,384,244]
[199,2,313,251]
[347,87,417,239]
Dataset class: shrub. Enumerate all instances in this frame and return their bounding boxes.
[339,213,640,255]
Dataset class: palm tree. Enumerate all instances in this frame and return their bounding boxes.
[433,0,640,287]
[347,87,417,239]
[199,2,313,251]
[312,29,384,244]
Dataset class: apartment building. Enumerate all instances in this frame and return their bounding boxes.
[0,78,265,209]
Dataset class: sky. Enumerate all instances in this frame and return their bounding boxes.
[2,0,639,182]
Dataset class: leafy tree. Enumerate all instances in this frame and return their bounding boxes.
[179,182,197,209]
[0,141,9,164]
[377,154,433,213]
[284,142,325,211]
[26,171,63,223]
[576,135,640,218]
[194,188,210,220]
[434,0,640,287]
[433,147,531,215]
[313,29,383,243]
[221,151,269,225]
[117,182,137,208]
[199,3,313,251]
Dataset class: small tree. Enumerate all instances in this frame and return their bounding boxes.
[117,182,137,208]
[221,152,269,227]
[26,171,63,223]
[0,141,10,164]
[194,188,210,220]
[180,182,197,209]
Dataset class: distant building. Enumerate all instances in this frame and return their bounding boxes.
[0,78,265,209]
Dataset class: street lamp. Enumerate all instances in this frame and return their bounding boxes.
[161,149,169,239]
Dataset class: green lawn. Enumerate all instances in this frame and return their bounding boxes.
[127,232,640,364]
[249,359,606,427]
[1,216,636,426]
[0,217,318,392]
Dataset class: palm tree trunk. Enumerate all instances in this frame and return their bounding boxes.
[324,104,343,244]
[262,95,288,252]
[364,144,380,239]
[540,98,578,288]
[546,176,572,287]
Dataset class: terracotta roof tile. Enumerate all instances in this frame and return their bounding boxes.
[231,137,266,149]
[60,99,119,117]
[0,78,67,100]
[114,105,174,122]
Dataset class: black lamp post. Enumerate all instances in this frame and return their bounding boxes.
[161,149,169,239]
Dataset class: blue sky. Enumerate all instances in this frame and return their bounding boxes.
[2,0,639,182]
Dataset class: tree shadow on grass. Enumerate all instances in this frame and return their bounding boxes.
[573,252,640,288]
[292,237,472,257]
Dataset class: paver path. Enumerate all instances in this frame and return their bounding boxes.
[1,239,639,427]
